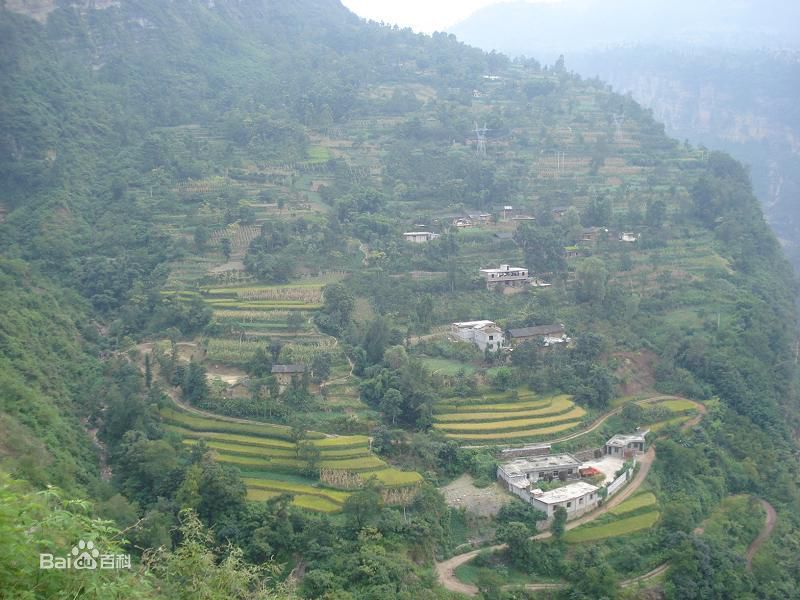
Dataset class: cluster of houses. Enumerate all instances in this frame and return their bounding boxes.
[496,430,648,521]
[450,320,569,353]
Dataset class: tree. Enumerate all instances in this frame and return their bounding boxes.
[364,317,390,365]
[311,352,331,383]
[380,388,403,425]
[576,257,609,304]
[496,521,531,567]
[221,237,232,261]
[194,225,210,251]
[551,506,568,540]
[514,223,567,273]
[646,198,667,228]
[343,484,383,532]
[318,283,355,335]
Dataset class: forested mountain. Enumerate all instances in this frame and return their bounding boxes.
[452,2,800,269]
[1,1,799,598]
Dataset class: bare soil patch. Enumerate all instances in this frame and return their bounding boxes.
[614,350,657,396]
[441,475,512,517]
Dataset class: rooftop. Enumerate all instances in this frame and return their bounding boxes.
[532,481,599,504]
[508,324,565,338]
[452,320,501,332]
[403,231,433,236]
[271,364,306,374]
[606,430,649,447]
[500,453,581,477]
[480,264,527,273]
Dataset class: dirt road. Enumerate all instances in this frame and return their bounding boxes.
[434,447,656,595]
[746,499,777,571]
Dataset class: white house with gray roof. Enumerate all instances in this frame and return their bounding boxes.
[451,320,504,352]
[604,430,648,458]
[529,481,600,519]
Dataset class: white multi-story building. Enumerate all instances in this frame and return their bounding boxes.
[451,320,504,352]
[480,264,529,289]
[403,231,439,243]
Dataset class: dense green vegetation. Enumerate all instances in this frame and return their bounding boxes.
[1,0,799,598]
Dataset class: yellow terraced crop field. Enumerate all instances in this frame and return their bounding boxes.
[444,420,583,441]
[433,406,586,433]
[215,451,387,472]
[182,439,369,460]
[434,396,575,422]
[246,489,343,512]
[367,468,424,486]
[242,477,351,503]
[436,394,572,414]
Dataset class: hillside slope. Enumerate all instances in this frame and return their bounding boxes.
[0,1,799,598]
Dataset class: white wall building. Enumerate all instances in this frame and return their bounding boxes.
[403,231,439,243]
[604,430,648,458]
[497,453,582,488]
[530,481,600,520]
[451,320,504,352]
[480,264,529,289]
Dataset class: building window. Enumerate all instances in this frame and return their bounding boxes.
[567,469,573,474]
[489,335,494,340]
[579,498,583,504]
[567,502,572,508]
[553,470,559,477]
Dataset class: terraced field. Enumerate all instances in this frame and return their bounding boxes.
[161,404,421,511]
[433,391,588,441]
[563,510,660,543]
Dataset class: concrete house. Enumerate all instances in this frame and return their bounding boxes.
[403,231,439,243]
[530,481,600,520]
[497,453,582,488]
[480,264,529,289]
[604,430,648,458]
[271,364,306,387]
[451,320,504,352]
[507,324,568,347]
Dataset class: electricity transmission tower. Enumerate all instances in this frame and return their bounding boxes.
[612,112,625,140]
[473,121,488,157]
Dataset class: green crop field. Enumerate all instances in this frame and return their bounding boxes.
[650,415,690,432]
[180,439,370,460]
[419,358,476,375]
[651,399,698,413]
[433,406,586,433]
[564,511,660,543]
[609,492,657,516]
[212,450,387,472]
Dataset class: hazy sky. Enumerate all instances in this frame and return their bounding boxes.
[341,0,560,34]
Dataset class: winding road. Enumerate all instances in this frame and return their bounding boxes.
[435,447,656,595]
[436,395,708,596]
[746,499,777,571]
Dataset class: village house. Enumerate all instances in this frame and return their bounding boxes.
[497,453,582,488]
[530,481,600,520]
[451,320,504,352]
[271,364,306,387]
[452,216,474,228]
[480,264,529,289]
[507,324,568,347]
[403,231,439,243]
[604,430,648,458]
[619,232,639,242]
[551,206,569,220]
[580,226,609,243]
